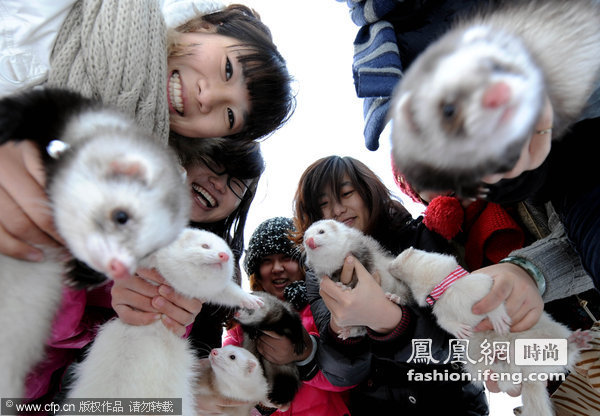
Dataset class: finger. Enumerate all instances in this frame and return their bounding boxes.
[119,273,162,298]
[111,288,157,313]
[372,270,382,286]
[136,268,168,285]
[510,307,542,333]
[158,284,203,316]
[160,314,187,337]
[471,278,511,315]
[113,304,161,326]
[319,275,345,302]
[485,379,501,393]
[473,318,493,332]
[259,330,283,340]
[152,295,196,327]
[0,221,45,261]
[339,256,355,285]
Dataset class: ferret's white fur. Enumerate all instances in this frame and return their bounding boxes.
[0,109,189,399]
[68,229,262,412]
[390,0,600,195]
[390,247,583,416]
[303,219,412,339]
[195,345,269,416]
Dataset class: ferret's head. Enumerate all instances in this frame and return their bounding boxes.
[389,247,460,306]
[303,219,354,274]
[50,111,190,283]
[153,228,234,296]
[389,24,544,198]
[209,345,268,401]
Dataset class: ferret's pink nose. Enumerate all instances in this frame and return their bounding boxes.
[211,349,218,356]
[306,237,317,250]
[218,252,229,262]
[109,259,130,280]
[482,81,511,108]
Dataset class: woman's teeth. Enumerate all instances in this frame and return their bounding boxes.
[169,72,184,114]
[192,183,216,208]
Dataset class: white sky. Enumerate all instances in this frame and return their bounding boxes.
[241,1,522,413]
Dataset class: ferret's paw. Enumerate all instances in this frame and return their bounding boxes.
[337,326,366,340]
[386,292,403,304]
[241,294,264,309]
[488,306,511,335]
[335,281,351,291]
[452,323,473,339]
[569,329,592,349]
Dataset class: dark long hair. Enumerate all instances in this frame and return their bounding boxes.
[170,4,295,142]
[169,135,264,265]
[293,156,412,251]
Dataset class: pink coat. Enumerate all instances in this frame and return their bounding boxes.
[224,305,351,416]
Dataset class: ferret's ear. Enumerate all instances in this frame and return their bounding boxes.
[109,158,149,184]
[246,360,257,374]
[393,92,420,134]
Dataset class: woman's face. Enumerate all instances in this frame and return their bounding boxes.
[258,254,304,301]
[185,161,247,223]
[168,32,251,138]
[318,175,370,233]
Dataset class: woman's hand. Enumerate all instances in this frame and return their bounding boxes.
[319,256,402,335]
[0,141,64,260]
[256,328,312,365]
[471,262,543,332]
[111,267,203,336]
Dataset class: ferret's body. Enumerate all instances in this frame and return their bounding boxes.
[390,0,600,197]
[390,247,583,416]
[68,229,261,409]
[195,345,269,416]
[235,292,304,407]
[303,219,412,338]
[0,88,189,398]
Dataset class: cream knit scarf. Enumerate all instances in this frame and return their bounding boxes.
[47,0,170,145]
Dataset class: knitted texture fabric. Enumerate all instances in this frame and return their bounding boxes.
[47,0,170,145]
[244,217,301,277]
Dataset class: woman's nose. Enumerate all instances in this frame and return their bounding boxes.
[208,174,227,192]
[197,80,225,113]
[332,201,346,217]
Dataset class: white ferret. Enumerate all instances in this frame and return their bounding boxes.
[390,247,587,416]
[234,291,305,408]
[68,228,263,413]
[0,88,190,398]
[195,345,269,416]
[303,219,412,339]
[389,0,600,197]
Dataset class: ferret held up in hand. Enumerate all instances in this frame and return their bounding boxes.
[0,88,189,398]
[235,291,305,408]
[390,247,588,416]
[68,228,262,414]
[303,219,412,338]
[389,0,600,197]
[195,345,269,416]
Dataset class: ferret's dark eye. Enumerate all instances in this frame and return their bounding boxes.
[202,244,209,249]
[318,229,324,234]
[229,354,236,360]
[442,103,456,118]
[111,209,130,225]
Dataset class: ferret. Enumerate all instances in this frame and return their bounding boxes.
[234,291,305,408]
[67,229,262,413]
[0,88,189,398]
[303,219,412,338]
[389,0,600,197]
[390,247,587,416]
[195,345,269,416]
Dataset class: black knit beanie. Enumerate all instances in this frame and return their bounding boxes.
[244,217,301,277]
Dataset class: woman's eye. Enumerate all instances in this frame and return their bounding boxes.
[341,190,354,198]
[227,108,234,129]
[225,58,233,80]
[318,200,328,208]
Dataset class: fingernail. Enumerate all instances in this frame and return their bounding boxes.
[158,285,173,296]
[152,296,165,308]
[26,250,44,262]
[345,256,354,264]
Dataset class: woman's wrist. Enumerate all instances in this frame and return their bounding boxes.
[499,256,546,295]
[366,299,403,334]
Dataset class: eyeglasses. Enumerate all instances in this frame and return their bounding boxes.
[200,157,250,200]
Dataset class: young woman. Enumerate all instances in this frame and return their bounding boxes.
[292,155,488,415]
[0,1,294,262]
[223,217,351,416]
[26,139,265,403]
